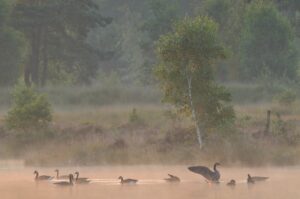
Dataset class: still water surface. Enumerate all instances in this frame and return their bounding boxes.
[0,166,299,199]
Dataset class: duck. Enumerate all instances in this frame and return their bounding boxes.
[74,171,91,184]
[247,174,255,184]
[188,162,221,183]
[118,176,138,184]
[227,179,236,186]
[54,169,69,179]
[53,174,74,186]
[164,174,180,183]
[33,170,52,181]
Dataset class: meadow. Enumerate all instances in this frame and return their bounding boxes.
[1,82,300,167]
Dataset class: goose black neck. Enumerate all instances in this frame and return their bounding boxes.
[69,175,73,184]
[35,172,39,179]
[214,163,218,171]
[56,170,59,178]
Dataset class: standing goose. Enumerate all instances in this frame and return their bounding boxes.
[118,176,138,184]
[53,174,74,186]
[33,170,52,181]
[74,171,91,184]
[164,174,180,183]
[54,169,69,179]
[188,162,221,183]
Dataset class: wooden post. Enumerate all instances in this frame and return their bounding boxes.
[264,110,271,136]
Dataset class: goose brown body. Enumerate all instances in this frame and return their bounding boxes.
[118,176,138,184]
[53,174,74,186]
[33,170,52,181]
[248,174,269,183]
[74,171,91,184]
[227,179,236,186]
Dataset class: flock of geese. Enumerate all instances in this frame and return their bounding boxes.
[33,163,269,187]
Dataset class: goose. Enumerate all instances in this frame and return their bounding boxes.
[188,162,221,183]
[54,169,69,179]
[74,171,91,184]
[53,174,74,186]
[118,176,138,184]
[227,179,236,186]
[248,174,269,182]
[164,174,180,183]
[247,174,255,184]
[33,170,52,181]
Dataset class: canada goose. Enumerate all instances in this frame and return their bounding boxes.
[33,170,52,181]
[164,174,180,183]
[227,179,236,186]
[247,174,255,184]
[53,174,74,186]
[54,169,69,179]
[74,171,91,184]
[118,176,138,184]
[188,162,221,183]
[248,174,269,182]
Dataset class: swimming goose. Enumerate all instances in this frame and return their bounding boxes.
[33,170,52,181]
[227,179,236,186]
[248,174,269,182]
[54,169,69,179]
[164,174,180,183]
[74,171,91,184]
[53,174,74,186]
[188,162,221,183]
[247,174,255,184]
[118,176,138,184]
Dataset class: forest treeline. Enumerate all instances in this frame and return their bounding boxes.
[0,0,299,87]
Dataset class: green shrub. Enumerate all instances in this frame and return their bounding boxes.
[275,89,296,106]
[5,83,52,130]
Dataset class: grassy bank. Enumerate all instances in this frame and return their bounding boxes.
[1,102,300,167]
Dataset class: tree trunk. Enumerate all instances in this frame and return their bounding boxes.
[41,27,48,87]
[24,64,31,87]
[264,110,271,136]
[31,27,42,86]
[187,75,203,148]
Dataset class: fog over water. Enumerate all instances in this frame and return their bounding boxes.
[1,165,300,199]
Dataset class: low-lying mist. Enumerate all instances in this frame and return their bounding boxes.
[1,166,299,199]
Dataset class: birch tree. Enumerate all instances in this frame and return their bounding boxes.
[155,16,234,148]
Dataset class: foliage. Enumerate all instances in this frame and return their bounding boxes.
[155,16,235,136]
[275,89,296,106]
[12,0,112,86]
[0,0,26,86]
[5,82,52,130]
[240,1,298,80]
[202,0,231,28]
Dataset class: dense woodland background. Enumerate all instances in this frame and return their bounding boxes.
[0,0,299,88]
[0,0,300,166]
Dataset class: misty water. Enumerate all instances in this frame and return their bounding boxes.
[1,165,300,199]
